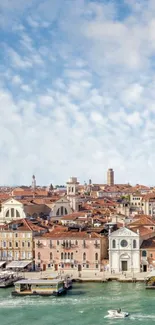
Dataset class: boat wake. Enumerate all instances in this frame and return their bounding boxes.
[130,314,155,320]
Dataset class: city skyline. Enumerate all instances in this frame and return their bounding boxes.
[0,0,155,185]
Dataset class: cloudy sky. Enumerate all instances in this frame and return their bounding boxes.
[0,0,155,186]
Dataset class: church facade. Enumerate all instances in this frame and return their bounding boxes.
[109,227,140,273]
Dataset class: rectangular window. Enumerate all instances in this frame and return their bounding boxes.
[3,241,6,248]
[2,251,7,258]
[22,252,25,259]
[96,264,99,268]
[57,240,59,245]
[15,242,18,248]
[22,242,24,247]
[27,252,31,259]
[48,264,51,268]
[8,251,12,258]
[28,242,30,248]
[15,252,19,260]
[9,242,12,247]
[15,233,18,238]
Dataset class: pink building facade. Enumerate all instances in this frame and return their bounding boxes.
[34,230,108,272]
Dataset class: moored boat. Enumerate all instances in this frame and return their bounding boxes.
[0,271,23,288]
[12,279,67,296]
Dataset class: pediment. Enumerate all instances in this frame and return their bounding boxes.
[55,198,70,204]
[110,227,138,237]
[2,198,23,207]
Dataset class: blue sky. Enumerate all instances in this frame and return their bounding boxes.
[0,0,155,186]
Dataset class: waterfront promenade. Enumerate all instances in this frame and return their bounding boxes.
[22,269,149,282]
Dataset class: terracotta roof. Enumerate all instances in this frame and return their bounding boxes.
[38,230,100,239]
[131,226,155,237]
[141,237,155,249]
[60,212,87,221]
[129,216,155,226]
[0,218,46,232]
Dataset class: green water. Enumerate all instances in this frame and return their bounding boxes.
[0,282,155,325]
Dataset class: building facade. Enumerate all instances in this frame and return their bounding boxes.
[34,230,108,272]
[0,198,26,224]
[109,227,140,273]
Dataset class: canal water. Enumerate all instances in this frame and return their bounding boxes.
[0,282,155,325]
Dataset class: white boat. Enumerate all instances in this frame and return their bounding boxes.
[106,310,129,318]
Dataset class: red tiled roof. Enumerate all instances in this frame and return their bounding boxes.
[39,230,100,239]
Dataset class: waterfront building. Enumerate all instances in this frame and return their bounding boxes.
[107,169,114,186]
[109,227,140,273]
[140,236,155,272]
[34,229,108,272]
[0,219,46,265]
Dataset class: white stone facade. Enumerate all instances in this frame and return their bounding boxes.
[50,198,72,217]
[0,198,26,224]
[109,227,140,273]
[66,177,80,211]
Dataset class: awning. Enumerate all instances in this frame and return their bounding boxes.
[6,261,32,269]
[0,261,6,268]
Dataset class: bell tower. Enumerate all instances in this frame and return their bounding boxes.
[32,175,36,191]
[66,177,79,211]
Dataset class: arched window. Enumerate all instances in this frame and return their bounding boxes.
[75,240,78,246]
[83,252,86,261]
[71,252,73,259]
[50,252,53,260]
[61,252,63,260]
[112,239,116,248]
[5,210,9,218]
[16,210,20,218]
[65,252,67,259]
[11,208,14,218]
[68,252,70,259]
[65,208,67,215]
[95,253,98,261]
[56,208,60,216]
[142,250,147,257]
[38,252,41,260]
[61,206,63,215]
[133,240,137,248]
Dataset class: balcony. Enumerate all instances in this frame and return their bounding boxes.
[36,242,44,248]
[62,259,75,264]
[94,243,100,249]
[61,244,76,250]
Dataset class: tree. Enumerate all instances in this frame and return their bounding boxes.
[49,183,54,190]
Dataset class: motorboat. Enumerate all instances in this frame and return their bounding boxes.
[106,310,129,318]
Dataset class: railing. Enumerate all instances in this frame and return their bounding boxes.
[36,243,44,248]
[62,259,75,263]
[61,244,77,249]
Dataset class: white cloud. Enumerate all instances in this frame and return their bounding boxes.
[1,0,155,185]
